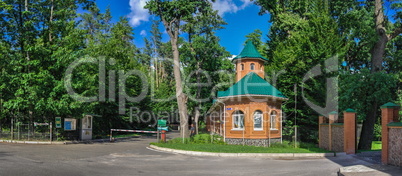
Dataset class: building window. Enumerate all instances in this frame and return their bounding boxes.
[270,111,277,130]
[250,63,255,70]
[254,110,263,130]
[232,110,244,130]
[241,64,244,70]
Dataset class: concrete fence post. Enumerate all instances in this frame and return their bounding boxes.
[343,109,356,154]
[381,102,400,165]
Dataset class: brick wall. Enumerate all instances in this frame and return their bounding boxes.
[318,110,356,153]
[388,127,402,167]
[380,103,400,165]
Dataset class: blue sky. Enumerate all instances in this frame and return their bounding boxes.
[95,0,271,56]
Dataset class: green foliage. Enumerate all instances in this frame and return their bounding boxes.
[254,0,402,147]
[339,69,398,121]
[256,0,346,142]
[166,134,225,144]
[373,123,382,141]
[191,134,211,144]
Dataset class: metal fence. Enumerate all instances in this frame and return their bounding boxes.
[0,122,52,141]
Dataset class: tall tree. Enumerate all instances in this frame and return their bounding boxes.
[181,6,230,134]
[245,29,268,55]
[330,0,402,150]
[145,0,213,138]
[1,0,95,127]
[256,0,402,149]
[255,0,347,142]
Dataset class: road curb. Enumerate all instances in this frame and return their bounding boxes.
[149,145,337,157]
[0,136,140,145]
[0,139,65,145]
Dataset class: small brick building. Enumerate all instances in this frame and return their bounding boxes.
[207,41,287,146]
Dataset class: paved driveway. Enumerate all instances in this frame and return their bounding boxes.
[0,135,381,176]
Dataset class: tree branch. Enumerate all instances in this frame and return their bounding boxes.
[388,27,402,40]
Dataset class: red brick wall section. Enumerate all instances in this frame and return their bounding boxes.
[319,111,356,153]
[381,107,393,165]
[381,103,401,165]
[344,111,356,154]
[223,98,282,139]
[235,59,265,81]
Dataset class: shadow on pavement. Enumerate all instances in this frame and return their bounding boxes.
[325,151,402,176]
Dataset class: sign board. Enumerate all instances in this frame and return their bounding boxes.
[64,118,76,131]
[226,108,232,110]
[55,117,61,128]
[34,122,49,126]
[157,126,169,131]
[157,119,167,127]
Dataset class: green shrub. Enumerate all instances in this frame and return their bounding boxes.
[192,134,211,144]
[168,137,191,144]
[165,134,225,145]
[299,142,317,149]
[270,141,291,148]
[211,134,225,144]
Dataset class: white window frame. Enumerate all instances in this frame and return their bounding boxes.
[241,64,245,70]
[270,111,277,130]
[253,110,263,130]
[232,111,244,130]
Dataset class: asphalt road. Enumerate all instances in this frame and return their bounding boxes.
[0,134,380,176]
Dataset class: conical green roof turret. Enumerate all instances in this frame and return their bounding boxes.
[232,40,268,62]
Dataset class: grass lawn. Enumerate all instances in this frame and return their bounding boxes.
[357,141,382,152]
[151,143,331,153]
[371,141,382,150]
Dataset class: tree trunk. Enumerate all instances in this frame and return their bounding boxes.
[169,21,189,138]
[49,0,54,42]
[194,63,202,135]
[358,104,377,150]
[25,0,28,11]
[193,106,200,135]
[357,0,386,150]
[371,0,387,73]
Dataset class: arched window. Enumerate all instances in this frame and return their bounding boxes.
[241,64,244,70]
[232,110,244,129]
[250,63,255,70]
[270,111,277,130]
[254,110,263,130]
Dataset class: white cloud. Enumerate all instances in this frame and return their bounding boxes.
[212,0,253,16]
[140,30,147,36]
[127,0,253,27]
[128,0,150,27]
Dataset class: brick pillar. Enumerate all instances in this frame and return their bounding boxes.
[381,102,400,165]
[344,109,356,154]
[328,111,338,151]
[318,116,324,148]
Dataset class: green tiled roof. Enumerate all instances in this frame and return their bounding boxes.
[233,40,268,62]
[344,108,356,113]
[381,102,400,108]
[217,72,287,99]
[387,122,402,127]
[329,111,338,115]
